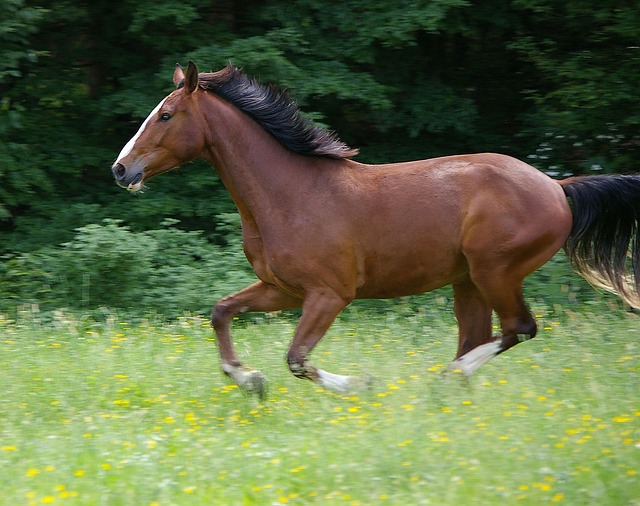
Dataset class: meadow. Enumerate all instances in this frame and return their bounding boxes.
[0,303,638,505]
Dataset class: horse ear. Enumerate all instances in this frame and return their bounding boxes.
[184,60,199,95]
[173,63,184,88]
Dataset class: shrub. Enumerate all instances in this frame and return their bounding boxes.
[0,218,255,317]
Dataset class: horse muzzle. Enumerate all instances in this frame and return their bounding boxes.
[111,162,144,192]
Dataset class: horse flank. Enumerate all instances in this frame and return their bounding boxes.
[178,64,359,160]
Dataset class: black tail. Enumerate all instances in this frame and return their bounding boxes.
[561,174,640,308]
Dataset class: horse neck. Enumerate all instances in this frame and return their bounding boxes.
[198,92,324,218]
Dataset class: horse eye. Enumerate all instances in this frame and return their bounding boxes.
[160,112,171,121]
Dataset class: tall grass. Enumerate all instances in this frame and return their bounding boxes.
[0,306,638,505]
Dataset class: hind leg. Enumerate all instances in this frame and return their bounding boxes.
[452,272,537,375]
[452,278,493,358]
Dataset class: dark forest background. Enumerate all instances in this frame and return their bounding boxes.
[1,0,639,316]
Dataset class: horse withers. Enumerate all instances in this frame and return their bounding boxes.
[111,61,640,397]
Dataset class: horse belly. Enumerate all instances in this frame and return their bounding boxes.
[355,240,467,299]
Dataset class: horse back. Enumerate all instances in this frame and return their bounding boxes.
[344,153,572,297]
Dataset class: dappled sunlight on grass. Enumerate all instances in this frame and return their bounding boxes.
[0,310,638,504]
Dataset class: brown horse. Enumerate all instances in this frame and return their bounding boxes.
[111,61,640,397]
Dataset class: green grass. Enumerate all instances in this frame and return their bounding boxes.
[0,307,638,505]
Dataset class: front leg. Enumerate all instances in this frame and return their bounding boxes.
[286,290,365,393]
[211,281,302,398]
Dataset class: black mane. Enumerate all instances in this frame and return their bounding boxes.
[191,65,359,159]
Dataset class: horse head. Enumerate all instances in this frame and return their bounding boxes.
[111,61,205,192]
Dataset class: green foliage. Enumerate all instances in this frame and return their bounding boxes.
[509,2,640,174]
[0,0,46,82]
[0,0,48,218]
[523,251,617,310]
[1,0,639,314]
[0,218,255,317]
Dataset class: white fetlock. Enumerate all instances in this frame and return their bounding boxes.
[450,340,503,376]
[316,369,353,392]
[316,369,372,393]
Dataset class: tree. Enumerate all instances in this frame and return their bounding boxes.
[1,0,638,313]
[0,0,47,219]
[509,1,640,174]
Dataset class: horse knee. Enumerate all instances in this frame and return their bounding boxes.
[211,299,232,329]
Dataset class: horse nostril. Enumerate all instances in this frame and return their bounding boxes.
[112,163,126,181]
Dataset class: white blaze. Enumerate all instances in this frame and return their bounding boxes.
[115,97,168,162]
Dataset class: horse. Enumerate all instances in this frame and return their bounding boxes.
[111,61,640,398]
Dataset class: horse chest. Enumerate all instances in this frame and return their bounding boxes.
[240,232,299,292]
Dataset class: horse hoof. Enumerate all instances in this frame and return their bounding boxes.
[239,370,267,401]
